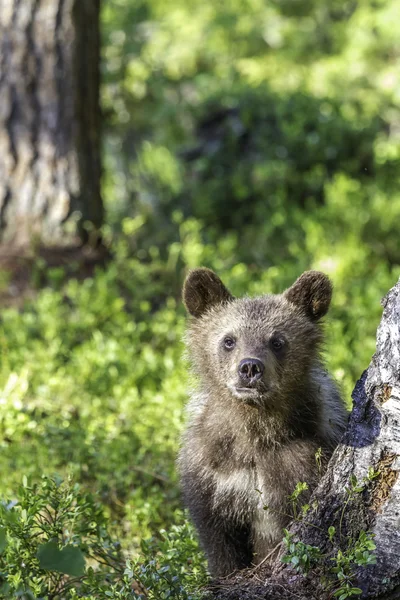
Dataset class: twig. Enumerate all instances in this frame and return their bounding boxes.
[248,541,283,574]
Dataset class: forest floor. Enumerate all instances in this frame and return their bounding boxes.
[208,563,325,600]
[0,244,109,307]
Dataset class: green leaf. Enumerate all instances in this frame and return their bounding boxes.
[37,541,85,576]
[350,475,358,487]
[0,528,7,553]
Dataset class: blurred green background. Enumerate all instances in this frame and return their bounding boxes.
[1,0,400,597]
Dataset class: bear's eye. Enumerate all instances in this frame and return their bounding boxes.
[223,337,236,351]
[270,337,285,351]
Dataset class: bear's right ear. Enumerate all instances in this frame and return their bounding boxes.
[183,268,233,318]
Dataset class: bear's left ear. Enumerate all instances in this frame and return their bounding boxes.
[284,271,332,321]
[183,268,233,318]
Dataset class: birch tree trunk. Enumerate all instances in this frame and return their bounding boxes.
[214,278,400,600]
[0,0,103,249]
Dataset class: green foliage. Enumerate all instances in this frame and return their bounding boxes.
[0,212,396,595]
[0,476,124,598]
[37,542,86,578]
[102,0,400,268]
[339,471,380,539]
[281,481,377,600]
[288,482,309,519]
[0,477,207,599]
[282,527,376,599]
[0,233,210,597]
[330,531,376,600]
[126,524,209,599]
[281,530,323,575]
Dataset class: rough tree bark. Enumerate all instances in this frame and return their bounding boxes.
[214,279,400,600]
[0,0,103,249]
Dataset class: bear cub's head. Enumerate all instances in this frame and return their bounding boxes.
[183,268,332,406]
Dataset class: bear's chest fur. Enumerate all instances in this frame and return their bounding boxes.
[211,459,289,560]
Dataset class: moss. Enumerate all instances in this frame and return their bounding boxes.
[378,384,392,404]
[369,453,398,514]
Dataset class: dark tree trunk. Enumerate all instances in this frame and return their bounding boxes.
[0,0,103,249]
[213,279,400,600]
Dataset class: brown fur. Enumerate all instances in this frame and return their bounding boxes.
[179,269,347,577]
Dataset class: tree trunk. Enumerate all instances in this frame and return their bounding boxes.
[213,278,400,600]
[0,0,103,249]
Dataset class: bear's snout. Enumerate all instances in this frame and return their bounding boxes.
[238,358,264,384]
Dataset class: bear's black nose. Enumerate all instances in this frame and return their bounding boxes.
[238,358,264,382]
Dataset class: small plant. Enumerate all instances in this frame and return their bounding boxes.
[328,526,336,543]
[339,470,380,539]
[281,529,323,575]
[365,467,380,483]
[330,530,376,600]
[338,475,365,539]
[288,482,309,519]
[315,447,323,474]
[281,474,377,600]
[281,527,376,599]
[126,522,209,599]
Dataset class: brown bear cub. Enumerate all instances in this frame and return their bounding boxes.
[178,268,347,577]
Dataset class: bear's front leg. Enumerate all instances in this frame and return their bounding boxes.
[183,480,253,576]
[197,513,253,577]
